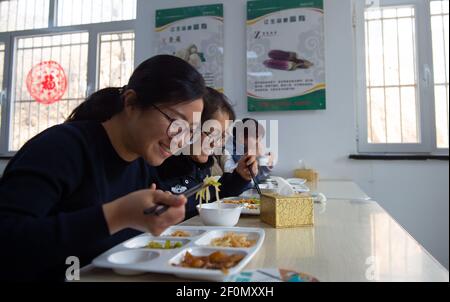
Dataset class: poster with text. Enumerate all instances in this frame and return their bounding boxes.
[247,0,325,111]
[155,4,224,90]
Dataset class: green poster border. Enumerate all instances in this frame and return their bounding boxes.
[156,4,223,28]
[247,0,325,111]
[248,89,326,112]
[247,0,323,21]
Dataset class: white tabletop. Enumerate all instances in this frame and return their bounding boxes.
[311,180,371,201]
[78,181,448,282]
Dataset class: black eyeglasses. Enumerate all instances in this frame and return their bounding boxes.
[202,129,227,146]
[150,103,200,145]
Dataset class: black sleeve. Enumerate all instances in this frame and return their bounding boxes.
[216,171,251,198]
[0,126,110,280]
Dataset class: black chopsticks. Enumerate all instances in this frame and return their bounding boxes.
[248,165,262,195]
[143,182,206,216]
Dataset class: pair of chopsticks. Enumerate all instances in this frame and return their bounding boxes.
[143,182,206,216]
[248,165,262,195]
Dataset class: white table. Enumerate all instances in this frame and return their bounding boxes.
[311,180,371,201]
[79,181,448,282]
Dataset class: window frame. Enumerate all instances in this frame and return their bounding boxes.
[0,0,136,156]
[97,30,136,90]
[354,0,448,154]
[0,32,13,157]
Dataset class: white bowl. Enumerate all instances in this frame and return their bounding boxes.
[196,202,243,227]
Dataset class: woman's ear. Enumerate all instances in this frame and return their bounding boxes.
[123,90,138,116]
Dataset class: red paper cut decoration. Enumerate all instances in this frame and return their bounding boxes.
[26,61,67,105]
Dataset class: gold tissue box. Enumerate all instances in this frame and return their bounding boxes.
[260,193,314,228]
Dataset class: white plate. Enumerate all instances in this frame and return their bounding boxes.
[286,178,307,186]
[241,207,260,215]
[92,226,265,281]
[291,184,310,193]
[221,197,260,215]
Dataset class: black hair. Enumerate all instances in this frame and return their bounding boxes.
[232,118,266,155]
[232,118,265,140]
[201,87,236,123]
[66,55,206,122]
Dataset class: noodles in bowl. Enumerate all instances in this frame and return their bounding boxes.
[195,177,243,226]
[196,176,222,208]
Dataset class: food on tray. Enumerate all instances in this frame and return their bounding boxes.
[210,232,256,248]
[223,198,260,205]
[174,251,245,274]
[169,230,191,237]
[244,198,260,205]
[223,200,239,205]
[196,176,221,208]
[146,240,183,249]
[223,198,260,209]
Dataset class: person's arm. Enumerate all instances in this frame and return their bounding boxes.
[216,155,259,198]
[0,128,186,280]
[0,128,109,280]
[217,171,251,198]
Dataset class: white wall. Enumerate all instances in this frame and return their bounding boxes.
[135,0,449,269]
[0,0,447,269]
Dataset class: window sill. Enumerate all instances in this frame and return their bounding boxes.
[349,154,449,161]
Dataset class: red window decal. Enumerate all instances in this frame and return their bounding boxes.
[26,61,67,105]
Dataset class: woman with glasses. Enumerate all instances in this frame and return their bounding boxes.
[0,55,205,281]
[155,87,259,219]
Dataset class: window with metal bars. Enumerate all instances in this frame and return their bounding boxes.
[430,0,449,149]
[0,43,4,135]
[364,6,418,145]
[0,0,136,154]
[11,33,89,150]
[355,0,449,154]
[0,0,50,33]
[98,32,135,89]
[57,0,136,27]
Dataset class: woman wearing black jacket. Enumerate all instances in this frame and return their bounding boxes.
[155,88,258,219]
[0,55,205,281]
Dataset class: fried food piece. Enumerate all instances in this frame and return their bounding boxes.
[175,251,245,274]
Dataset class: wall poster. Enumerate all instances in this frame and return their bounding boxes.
[247,0,325,111]
[155,4,224,90]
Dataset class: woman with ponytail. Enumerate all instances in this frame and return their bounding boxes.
[0,55,205,281]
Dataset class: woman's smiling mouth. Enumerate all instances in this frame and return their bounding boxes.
[159,143,172,158]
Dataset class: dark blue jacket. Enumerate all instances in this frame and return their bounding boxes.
[0,121,156,281]
[155,156,251,219]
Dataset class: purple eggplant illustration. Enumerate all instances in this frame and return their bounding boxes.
[268,50,299,62]
[263,59,297,71]
[264,50,313,71]
[264,58,313,71]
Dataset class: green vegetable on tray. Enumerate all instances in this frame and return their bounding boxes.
[146,240,183,249]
